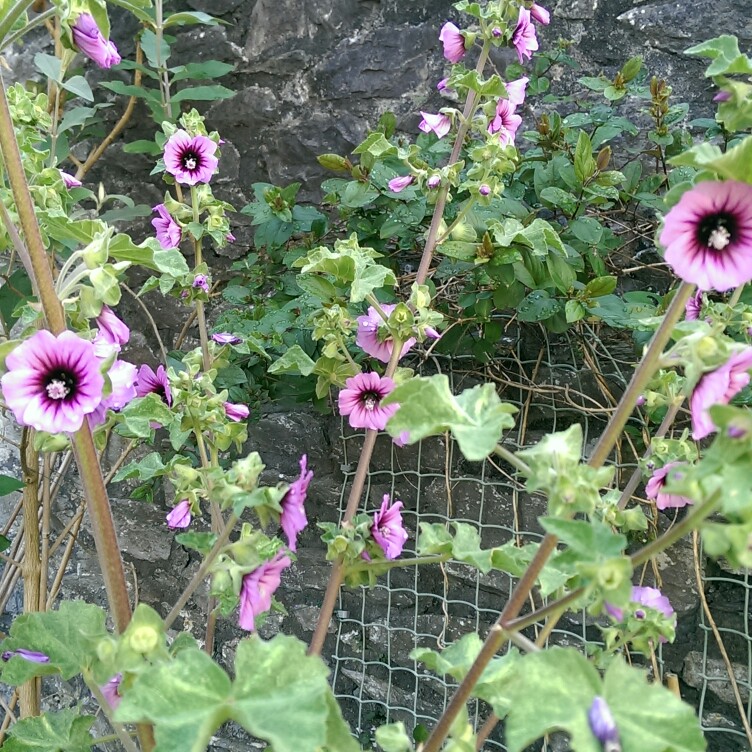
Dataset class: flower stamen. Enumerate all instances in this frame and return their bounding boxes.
[45,377,71,400]
[707,225,731,250]
[364,394,378,410]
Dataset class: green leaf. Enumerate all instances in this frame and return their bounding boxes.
[268,345,316,376]
[540,187,578,215]
[116,648,232,752]
[0,534,10,552]
[164,10,223,27]
[517,290,561,322]
[174,531,217,555]
[449,522,492,572]
[153,248,190,276]
[119,394,174,438]
[352,132,398,158]
[61,76,94,102]
[504,647,601,752]
[604,657,706,752]
[574,131,596,184]
[0,602,107,684]
[170,61,235,81]
[0,474,24,496]
[34,53,61,83]
[1,710,94,752]
[170,85,235,103]
[685,34,752,76]
[383,375,517,461]
[231,635,357,752]
[539,518,627,558]
[376,722,413,752]
[351,262,397,302]
[584,275,617,298]
[122,139,162,155]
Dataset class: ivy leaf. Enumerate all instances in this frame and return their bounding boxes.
[1,710,95,752]
[604,657,706,752]
[685,34,752,76]
[448,522,493,572]
[539,518,627,558]
[115,647,233,752]
[231,634,357,752]
[0,601,107,684]
[383,376,517,462]
[504,647,602,752]
[268,345,316,376]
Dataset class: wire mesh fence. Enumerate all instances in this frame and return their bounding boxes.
[327,325,752,750]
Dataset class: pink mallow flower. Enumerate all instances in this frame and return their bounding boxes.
[99,674,123,710]
[238,553,291,631]
[192,274,210,293]
[511,7,539,63]
[439,21,466,63]
[95,305,130,350]
[60,171,82,189]
[419,112,452,139]
[645,462,693,510]
[71,13,121,69]
[1,649,49,663]
[163,130,219,185]
[691,347,752,439]
[212,332,242,345]
[166,500,192,530]
[371,494,408,560]
[1,330,104,434]
[605,585,674,624]
[659,181,752,292]
[356,304,416,364]
[530,3,551,25]
[388,175,414,193]
[488,99,522,147]
[338,372,398,431]
[88,360,138,427]
[685,290,703,321]
[224,402,249,422]
[280,454,313,552]
[136,364,173,407]
[151,204,181,249]
[505,76,529,107]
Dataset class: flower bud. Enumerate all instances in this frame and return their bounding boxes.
[588,696,620,751]
[129,625,159,654]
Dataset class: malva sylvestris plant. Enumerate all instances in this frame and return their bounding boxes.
[1,2,752,751]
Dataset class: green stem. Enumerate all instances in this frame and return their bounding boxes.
[365,294,390,324]
[82,669,140,752]
[0,0,35,47]
[2,7,56,50]
[492,444,532,476]
[190,185,211,371]
[435,198,476,246]
[346,554,449,574]
[415,38,491,286]
[164,514,239,629]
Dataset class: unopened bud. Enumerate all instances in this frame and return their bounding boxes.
[588,696,621,752]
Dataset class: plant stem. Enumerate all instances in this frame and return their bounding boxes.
[492,444,532,476]
[420,283,694,752]
[345,553,449,574]
[1,6,55,50]
[190,185,211,371]
[83,669,141,752]
[415,39,490,286]
[0,0,36,47]
[164,514,238,630]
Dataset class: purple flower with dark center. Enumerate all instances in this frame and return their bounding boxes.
[166,500,192,530]
[135,364,173,407]
[60,171,82,189]
[427,175,442,189]
[605,585,674,624]
[238,553,291,631]
[338,372,399,431]
[691,347,752,439]
[95,306,129,349]
[212,332,242,345]
[645,462,693,510]
[588,697,619,751]
[488,99,522,147]
[685,290,703,321]
[224,402,249,422]
[439,21,466,63]
[88,360,138,427]
[356,304,416,364]
[419,112,452,139]
[1,330,104,434]
[151,204,181,249]
[388,175,414,193]
[371,494,408,560]
[192,274,210,293]
[163,130,219,185]
[505,76,529,107]
[280,454,313,552]
[530,3,551,25]
[100,674,123,710]
[659,181,752,291]
[1,649,49,663]
[511,7,539,63]
[71,13,121,69]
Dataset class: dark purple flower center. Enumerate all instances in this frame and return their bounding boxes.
[362,391,380,411]
[697,212,737,251]
[45,370,76,401]
[181,149,201,172]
